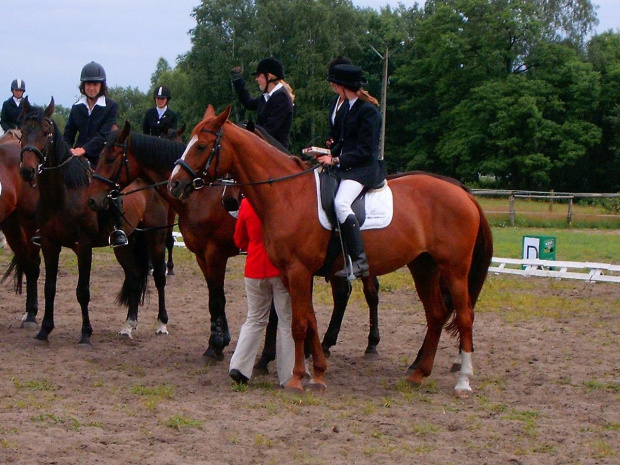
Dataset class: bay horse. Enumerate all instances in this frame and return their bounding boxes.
[86,120,381,361]
[19,98,172,344]
[0,135,41,326]
[168,106,493,395]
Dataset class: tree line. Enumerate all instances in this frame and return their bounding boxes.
[93,0,620,192]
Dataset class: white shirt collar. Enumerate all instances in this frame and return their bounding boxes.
[76,95,106,115]
[264,82,283,101]
[348,96,359,107]
[12,97,22,106]
[157,106,168,118]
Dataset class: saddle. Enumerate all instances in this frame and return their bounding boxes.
[315,169,391,279]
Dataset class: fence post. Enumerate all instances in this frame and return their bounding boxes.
[509,193,516,226]
[567,197,573,224]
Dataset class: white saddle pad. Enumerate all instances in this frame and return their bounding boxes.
[314,170,393,230]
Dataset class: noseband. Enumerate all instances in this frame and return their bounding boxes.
[20,116,54,166]
[173,127,223,190]
[91,140,130,190]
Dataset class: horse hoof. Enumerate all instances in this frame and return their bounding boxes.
[283,385,304,395]
[454,389,472,399]
[364,348,378,358]
[21,321,38,330]
[166,269,175,276]
[450,363,461,373]
[203,347,224,362]
[78,342,94,350]
[118,331,133,339]
[322,346,331,358]
[306,381,327,393]
[254,366,269,376]
[405,378,422,389]
[32,337,49,346]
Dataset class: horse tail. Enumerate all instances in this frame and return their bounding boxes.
[116,231,150,306]
[1,254,24,294]
[467,197,494,308]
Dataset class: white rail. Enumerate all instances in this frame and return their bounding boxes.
[490,257,620,283]
[173,233,620,283]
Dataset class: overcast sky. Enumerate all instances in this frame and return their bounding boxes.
[2,0,618,109]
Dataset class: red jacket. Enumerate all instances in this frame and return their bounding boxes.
[234,199,280,279]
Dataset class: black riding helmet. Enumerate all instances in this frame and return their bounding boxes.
[80,61,107,82]
[153,86,172,99]
[252,58,285,80]
[11,79,26,92]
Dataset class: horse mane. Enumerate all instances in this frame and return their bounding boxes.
[107,130,186,169]
[24,105,91,189]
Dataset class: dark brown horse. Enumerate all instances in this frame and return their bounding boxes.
[18,98,172,344]
[87,121,381,361]
[0,134,41,326]
[168,106,493,396]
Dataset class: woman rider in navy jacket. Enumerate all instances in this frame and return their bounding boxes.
[317,64,383,279]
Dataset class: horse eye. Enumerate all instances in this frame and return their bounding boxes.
[197,144,208,150]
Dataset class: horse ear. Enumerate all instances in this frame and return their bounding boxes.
[204,105,216,119]
[177,123,186,137]
[45,97,55,117]
[22,96,31,114]
[213,105,232,129]
[120,121,131,140]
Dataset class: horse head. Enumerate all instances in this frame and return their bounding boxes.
[168,105,231,199]
[19,97,55,183]
[87,120,133,212]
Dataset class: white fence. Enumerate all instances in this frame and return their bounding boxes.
[490,257,620,283]
[172,233,620,283]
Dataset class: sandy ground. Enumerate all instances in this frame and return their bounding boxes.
[0,246,618,465]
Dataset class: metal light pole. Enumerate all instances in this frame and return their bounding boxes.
[370,45,388,161]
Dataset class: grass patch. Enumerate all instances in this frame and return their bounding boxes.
[131,383,176,411]
[582,380,620,393]
[13,378,57,392]
[163,414,203,431]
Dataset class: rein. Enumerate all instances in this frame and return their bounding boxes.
[173,125,319,191]
[20,116,79,174]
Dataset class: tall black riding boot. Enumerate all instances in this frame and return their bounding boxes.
[335,214,369,280]
[109,193,129,248]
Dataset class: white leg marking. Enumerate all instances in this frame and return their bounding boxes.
[156,320,169,335]
[454,351,473,394]
[118,319,138,338]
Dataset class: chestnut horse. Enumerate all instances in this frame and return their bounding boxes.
[87,121,381,361]
[19,99,172,344]
[168,106,493,395]
[0,134,41,326]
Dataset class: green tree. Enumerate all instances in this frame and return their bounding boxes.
[107,86,150,133]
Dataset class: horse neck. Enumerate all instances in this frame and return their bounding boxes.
[226,125,311,220]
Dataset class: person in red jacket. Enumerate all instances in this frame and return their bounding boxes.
[229,198,294,386]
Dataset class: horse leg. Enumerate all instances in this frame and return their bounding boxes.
[405,257,452,387]
[321,277,351,357]
[148,230,169,334]
[74,245,94,346]
[2,215,40,328]
[36,241,62,342]
[113,242,149,339]
[254,303,278,374]
[363,276,380,356]
[196,253,231,361]
[165,230,175,276]
[285,268,326,393]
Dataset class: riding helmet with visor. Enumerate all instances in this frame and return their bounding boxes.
[11,79,26,92]
[80,61,107,83]
[153,86,172,99]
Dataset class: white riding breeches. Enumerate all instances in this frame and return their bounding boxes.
[335,179,364,223]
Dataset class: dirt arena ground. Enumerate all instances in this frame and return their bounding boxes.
[0,246,618,464]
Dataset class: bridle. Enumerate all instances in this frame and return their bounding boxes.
[20,115,54,168]
[173,126,223,190]
[91,139,131,200]
[172,124,317,194]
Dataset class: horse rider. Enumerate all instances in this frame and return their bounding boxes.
[317,63,384,279]
[1,79,26,132]
[143,85,179,137]
[63,61,127,247]
[231,57,294,149]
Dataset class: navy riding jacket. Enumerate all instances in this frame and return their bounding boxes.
[1,97,24,131]
[232,76,293,148]
[63,96,118,166]
[142,107,178,137]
